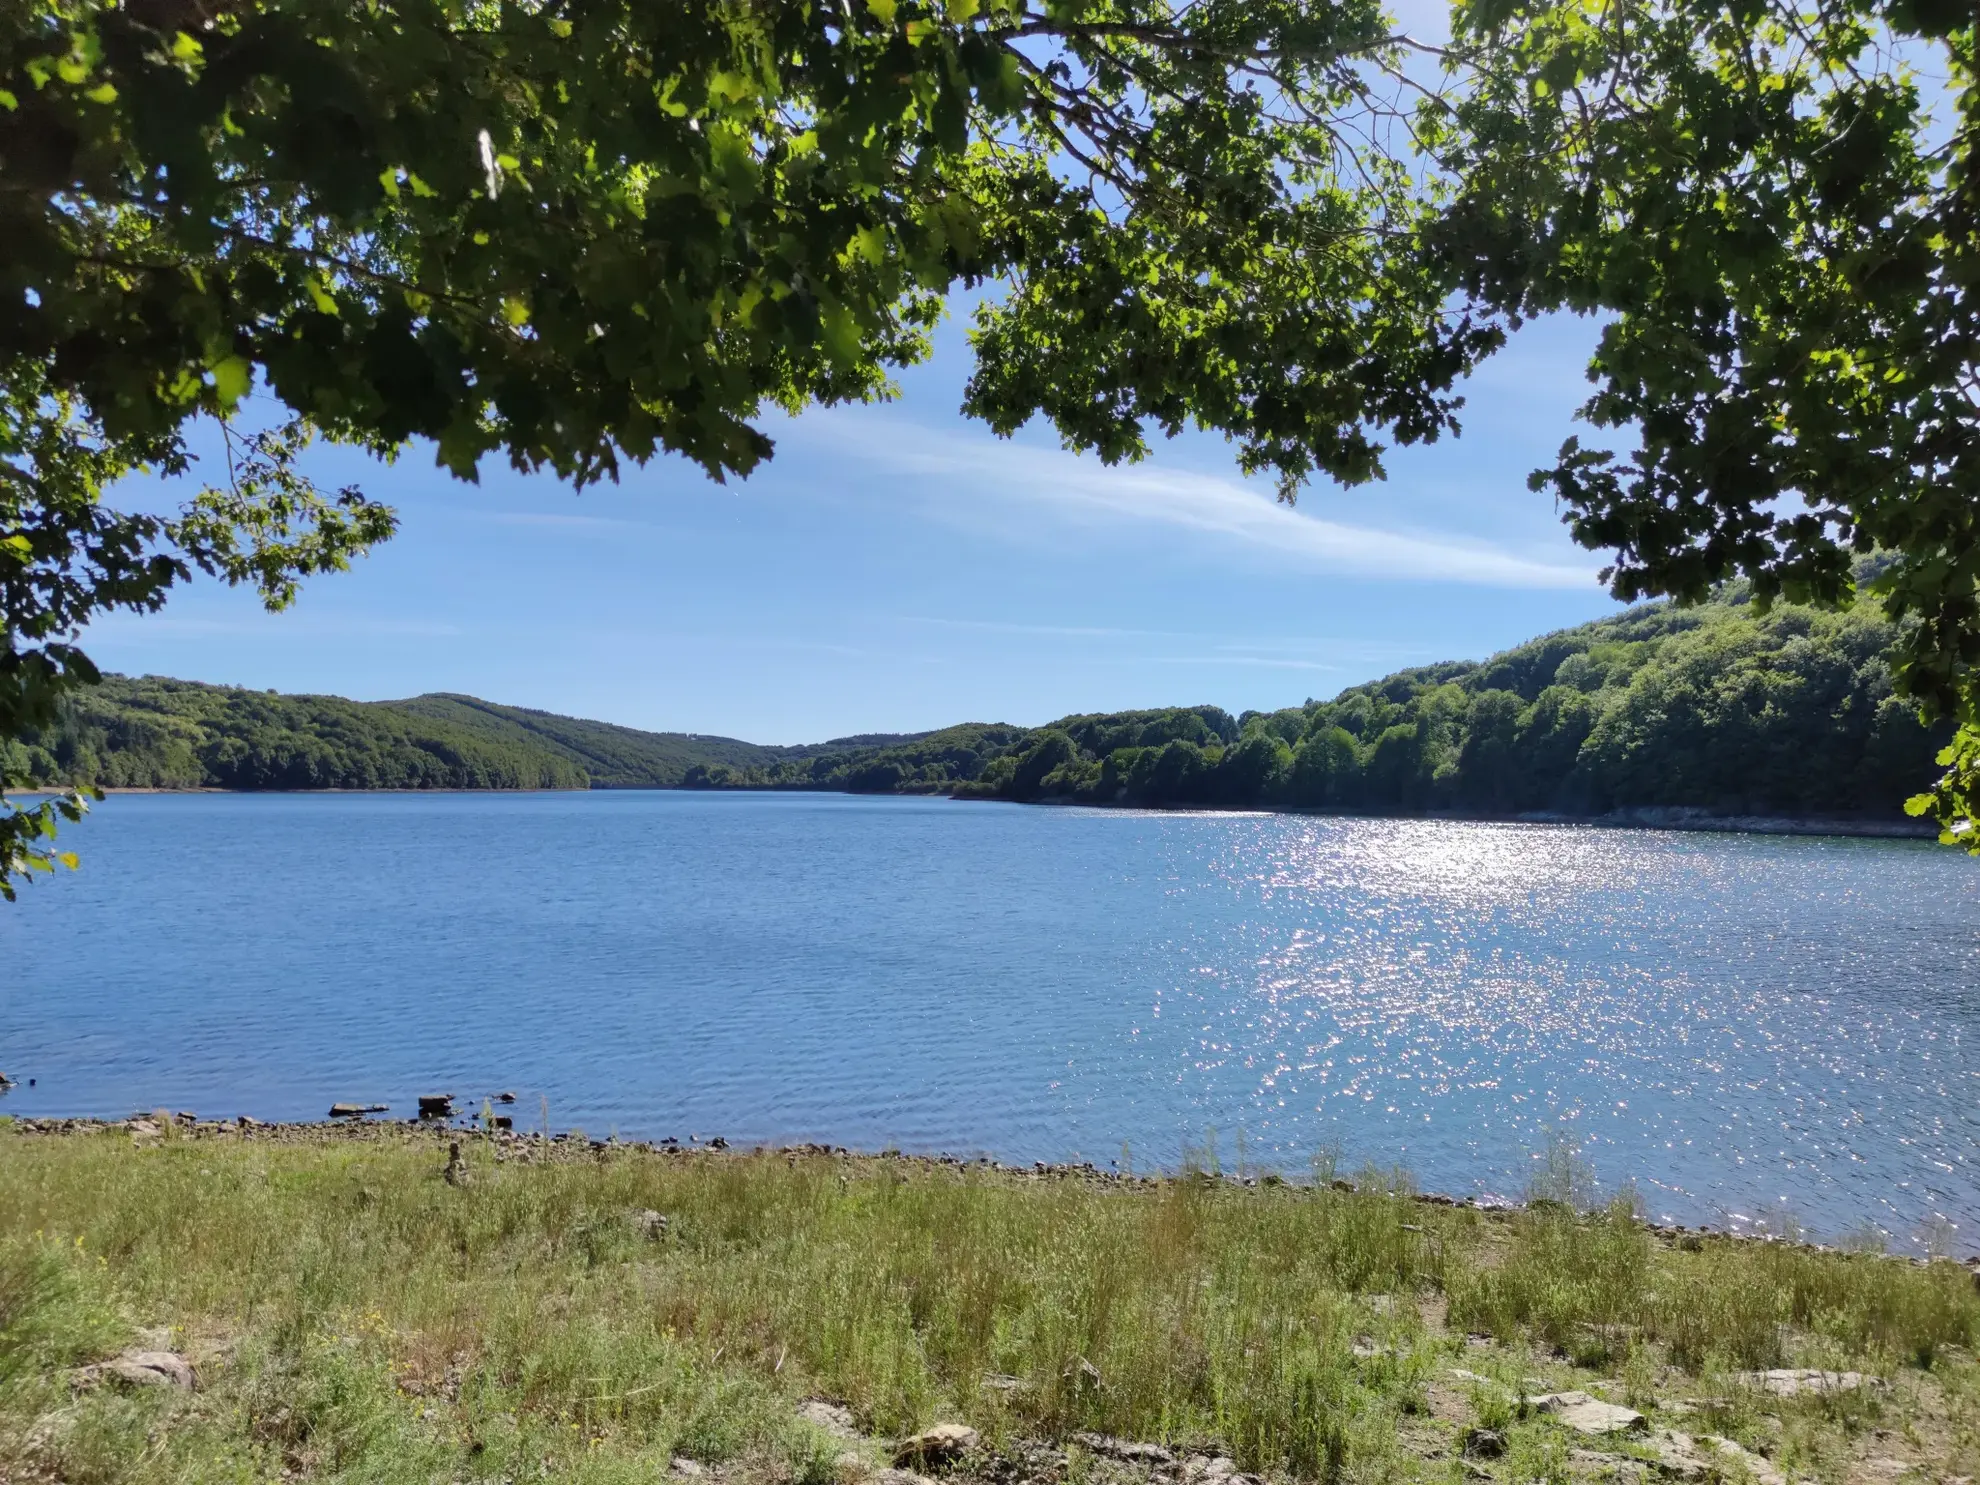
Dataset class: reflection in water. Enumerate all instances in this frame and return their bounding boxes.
[1,794,1975,1251]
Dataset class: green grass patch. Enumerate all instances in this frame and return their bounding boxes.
[1,1126,1974,1485]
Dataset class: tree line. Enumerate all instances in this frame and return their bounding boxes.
[8,590,1947,823]
[694,593,1945,820]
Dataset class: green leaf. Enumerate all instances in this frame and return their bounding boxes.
[210,356,252,409]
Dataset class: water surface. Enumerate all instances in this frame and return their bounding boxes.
[2,792,1975,1251]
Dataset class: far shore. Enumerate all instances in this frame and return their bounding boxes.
[11,784,1942,840]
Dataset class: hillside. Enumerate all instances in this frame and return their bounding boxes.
[2,591,1951,823]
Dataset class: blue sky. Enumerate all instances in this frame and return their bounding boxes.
[86,305,1631,744]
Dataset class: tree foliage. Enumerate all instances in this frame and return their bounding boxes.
[1427,0,1980,846]
[9,0,1980,890]
[0,0,1507,891]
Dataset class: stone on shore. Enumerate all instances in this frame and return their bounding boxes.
[1072,1433,1175,1466]
[1736,1368,1873,1397]
[799,1400,860,1438]
[1650,1429,1784,1485]
[79,1350,196,1391]
[1530,1391,1646,1435]
[892,1424,979,1469]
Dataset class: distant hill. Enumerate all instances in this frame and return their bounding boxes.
[2,589,1951,825]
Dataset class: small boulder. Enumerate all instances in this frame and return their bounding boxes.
[494,1091,517,1103]
[417,1095,455,1120]
[1462,1429,1507,1460]
[633,1210,670,1240]
[80,1350,196,1391]
[669,1458,707,1478]
[1735,1369,1872,1398]
[1651,1430,1783,1485]
[329,1102,387,1119]
[1530,1391,1646,1435]
[892,1423,979,1470]
[800,1400,860,1439]
[443,1140,470,1186]
[1072,1433,1174,1465]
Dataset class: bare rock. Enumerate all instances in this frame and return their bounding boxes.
[1735,1369,1874,1398]
[1650,1430,1783,1485]
[801,1400,861,1439]
[872,1471,938,1485]
[893,1424,980,1470]
[634,1209,671,1240]
[1530,1391,1646,1435]
[1463,1429,1507,1460]
[1184,1456,1241,1482]
[980,1373,1026,1394]
[79,1349,196,1391]
[418,1094,455,1120]
[1072,1432,1174,1465]
[329,1102,387,1118]
[670,1458,707,1478]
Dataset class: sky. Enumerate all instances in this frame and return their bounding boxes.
[85,303,1631,745]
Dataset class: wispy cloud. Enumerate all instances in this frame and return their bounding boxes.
[84,614,465,640]
[1152,654,1341,672]
[799,418,1601,590]
[484,511,638,534]
[902,615,1191,641]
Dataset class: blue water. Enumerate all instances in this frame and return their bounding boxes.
[2,791,1977,1250]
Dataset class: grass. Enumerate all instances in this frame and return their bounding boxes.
[0,1120,1975,1485]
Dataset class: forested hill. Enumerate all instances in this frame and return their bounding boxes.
[5,592,1951,823]
[4,677,927,792]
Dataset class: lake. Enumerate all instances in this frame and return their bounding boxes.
[2,791,1976,1251]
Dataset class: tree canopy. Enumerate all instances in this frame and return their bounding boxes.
[1431,0,1980,846]
[5,0,1980,892]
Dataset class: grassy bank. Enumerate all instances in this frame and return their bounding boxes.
[1,1121,1975,1485]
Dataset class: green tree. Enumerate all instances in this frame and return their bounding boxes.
[1,0,1483,891]
[1429,0,1980,845]
[1009,729,1078,801]
[1288,726,1361,809]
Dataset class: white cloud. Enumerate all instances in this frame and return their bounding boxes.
[799,418,1602,590]
[85,614,465,640]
